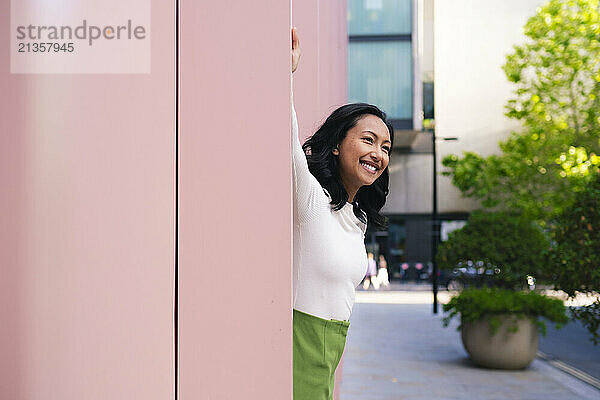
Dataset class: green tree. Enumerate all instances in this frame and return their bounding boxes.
[442,0,600,222]
[548,171,600,343]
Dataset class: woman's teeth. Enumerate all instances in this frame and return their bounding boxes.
[360,162,377,173]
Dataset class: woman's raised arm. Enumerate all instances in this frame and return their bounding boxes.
[291,28,324,221]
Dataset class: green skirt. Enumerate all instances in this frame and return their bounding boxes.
[293,308,349,400]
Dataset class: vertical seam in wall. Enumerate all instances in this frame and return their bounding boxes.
[290,0,295,394]
[175,0,180,398]
[317,0,321,112]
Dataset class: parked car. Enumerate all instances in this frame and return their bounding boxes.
[442,267,492,290]
[438,260,536,291]
[393,262,433,282]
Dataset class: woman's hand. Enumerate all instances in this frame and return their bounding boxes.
[292,27,300,73]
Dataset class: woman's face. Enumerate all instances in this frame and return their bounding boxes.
[334,114,391,197]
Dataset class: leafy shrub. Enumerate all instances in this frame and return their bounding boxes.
[442,288,568,336]
[436,211,549,290]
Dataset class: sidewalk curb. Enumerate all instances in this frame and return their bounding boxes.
[537,351,600,391]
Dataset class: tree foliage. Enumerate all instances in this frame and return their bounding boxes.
[442,0,600,222]
[548,171,600,343]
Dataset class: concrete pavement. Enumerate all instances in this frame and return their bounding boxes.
[338,290,600,400]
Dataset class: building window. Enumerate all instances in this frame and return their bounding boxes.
[348,0,411,35]
[348,0,413,129]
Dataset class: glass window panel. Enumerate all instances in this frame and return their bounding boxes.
[348,41,413,119]
[348,0,412,35]
[388,221,407,275]
[423,81,434,119]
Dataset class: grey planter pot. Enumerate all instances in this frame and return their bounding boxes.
[461,313,538,370]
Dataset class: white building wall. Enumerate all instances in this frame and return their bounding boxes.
[384,0,546,215]
[434,0,545,213]
[384,153,433,214]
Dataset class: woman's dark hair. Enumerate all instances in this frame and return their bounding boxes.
[302,103,394,230]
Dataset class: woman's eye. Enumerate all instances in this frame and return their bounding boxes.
[383,146,390,153]
[363,137,374,143]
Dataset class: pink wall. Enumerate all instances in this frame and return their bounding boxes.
[178,1,293,398]
[293,0,348,144]
[0,0,175,399]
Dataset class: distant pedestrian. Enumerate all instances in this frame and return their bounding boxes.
[363,252,380,290]
[376,254,390,287]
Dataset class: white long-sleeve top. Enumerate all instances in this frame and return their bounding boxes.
[291,91,368,321]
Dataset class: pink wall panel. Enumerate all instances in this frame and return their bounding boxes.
[0,1,175,399]
[292,0,348,144]
[178,1,293,399]
[292,1,348,398]
[0,19,27,400]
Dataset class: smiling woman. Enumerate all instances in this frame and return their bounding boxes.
[334,114,391,198]
[302,102,394,230]
[291,27,394,400]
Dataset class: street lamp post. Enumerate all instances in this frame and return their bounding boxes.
[432,130,439,314]
[431,131,457,314]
